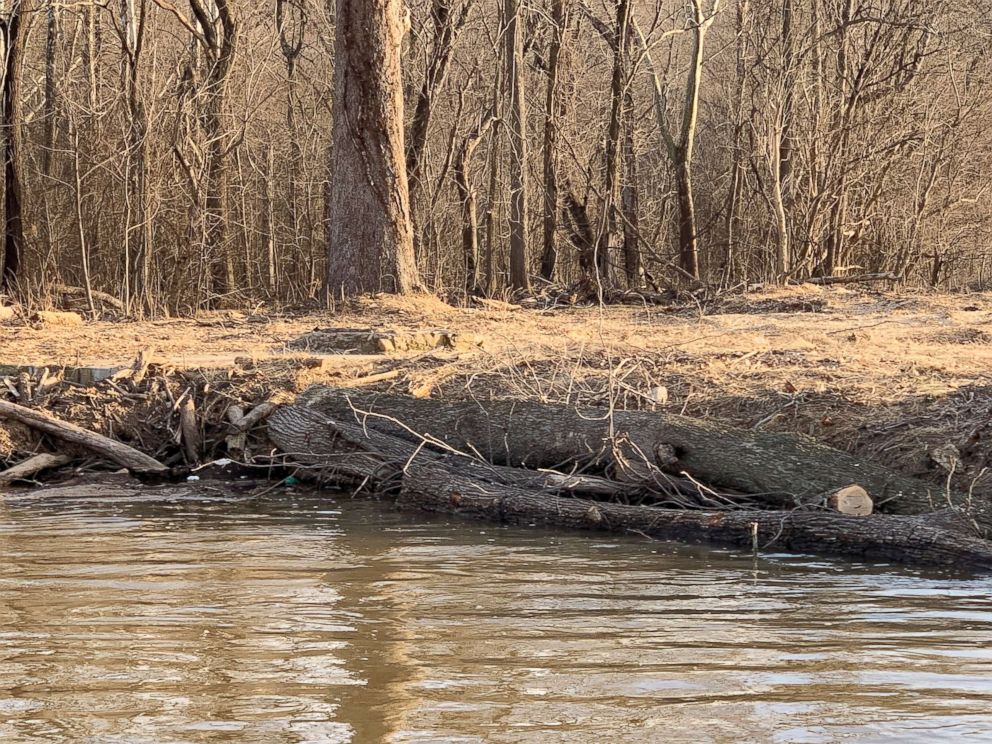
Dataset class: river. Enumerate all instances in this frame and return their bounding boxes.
[1,487,991,742]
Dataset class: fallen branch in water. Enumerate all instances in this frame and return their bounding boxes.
[288,389,976,524]
[0,399,166,472]
[268,403,992,570]
[0,453,73,486]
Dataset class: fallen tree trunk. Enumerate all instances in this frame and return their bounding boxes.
[0,452,72,486]
[0,399,166,472]
[399,467,992,571]
[795,272,899,286]
[268,405,992,570]
[291,389,977,524]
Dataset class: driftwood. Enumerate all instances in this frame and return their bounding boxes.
[0,453,72,486]
[291,389,975,523]
[179,398,200,465]
[228,401,279,432]
[0,400,166,472]
[268,404,992,570]
[399,468,992,570]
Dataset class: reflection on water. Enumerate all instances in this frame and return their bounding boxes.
[1,487,992,743]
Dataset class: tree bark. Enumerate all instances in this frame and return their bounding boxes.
[120,0,151,312]
[399,470,992,570]
[504,0,529,291]
[0,400,166,472]
[454,114,494,296]
[539,0,570,283]
[0,1,24,293]
[266,404,992,570]
[620,55,641,287]
[0,453,71,486]
[596,0,631,288]
[325,0,420,297]
[289,389,982,527]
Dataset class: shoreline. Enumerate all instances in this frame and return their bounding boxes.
[3,286,990,501]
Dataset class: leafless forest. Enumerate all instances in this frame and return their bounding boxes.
[0,0,990,314]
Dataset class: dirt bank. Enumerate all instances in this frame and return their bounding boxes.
[2,287,991,500]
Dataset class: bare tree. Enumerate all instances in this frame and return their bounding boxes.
[325,0,420,296]
[0,0,23,292]
[539,0,571,282]
[504,0,529,290]
[639,0,721,280]
[455,112,495,295]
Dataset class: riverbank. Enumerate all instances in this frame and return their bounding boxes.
[3,286,991,501]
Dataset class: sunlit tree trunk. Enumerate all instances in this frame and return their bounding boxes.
[325,0,420,296]
[0,0,24,293]
[539,0,570,283]
[504,0,529,291]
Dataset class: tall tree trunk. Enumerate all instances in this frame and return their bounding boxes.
[42,0,58,176]
[674,158,698,279]
[120,0,151,312]
[636,1,717,282]
[190,0,237,301]
[672,0,714,280]
[620,72,641,286]
[325,0,420,297]
[277,0,305,290]
[723,0,748,285]
[504,0,529,291]
[85,0,100,109]
[776,0,794,278]
[455,114,494,296]
[539,0,570,282]
[596,0,632,289]
[0,1,24,293]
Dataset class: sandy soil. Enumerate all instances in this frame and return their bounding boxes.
[3,286,992,496]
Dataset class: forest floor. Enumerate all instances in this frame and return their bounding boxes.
[3,285,992,500]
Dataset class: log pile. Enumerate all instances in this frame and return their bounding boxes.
[266,390,992,570]
[4,369,992,571]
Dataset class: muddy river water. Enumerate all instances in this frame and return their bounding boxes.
[1,488,991,743]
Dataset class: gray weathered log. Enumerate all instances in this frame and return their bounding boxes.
[292,389,973,522]
[268,405,992,569]
[399,467,992,571]
[0,452,71,486]
[0,399,166,472]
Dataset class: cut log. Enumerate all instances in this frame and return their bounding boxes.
[0,453,72,486]
[399,467,992,571]
[267,406,992,570]
[179,398,200,465]
[827,485,873,516]
[110,350,152,387]
[228,401,279,432]
[290,390,974,523]
[0,399,166,472]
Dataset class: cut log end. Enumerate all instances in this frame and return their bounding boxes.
[826,485,873,516]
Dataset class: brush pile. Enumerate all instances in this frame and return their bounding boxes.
[264,388,992,571]
[4,352,992,571]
